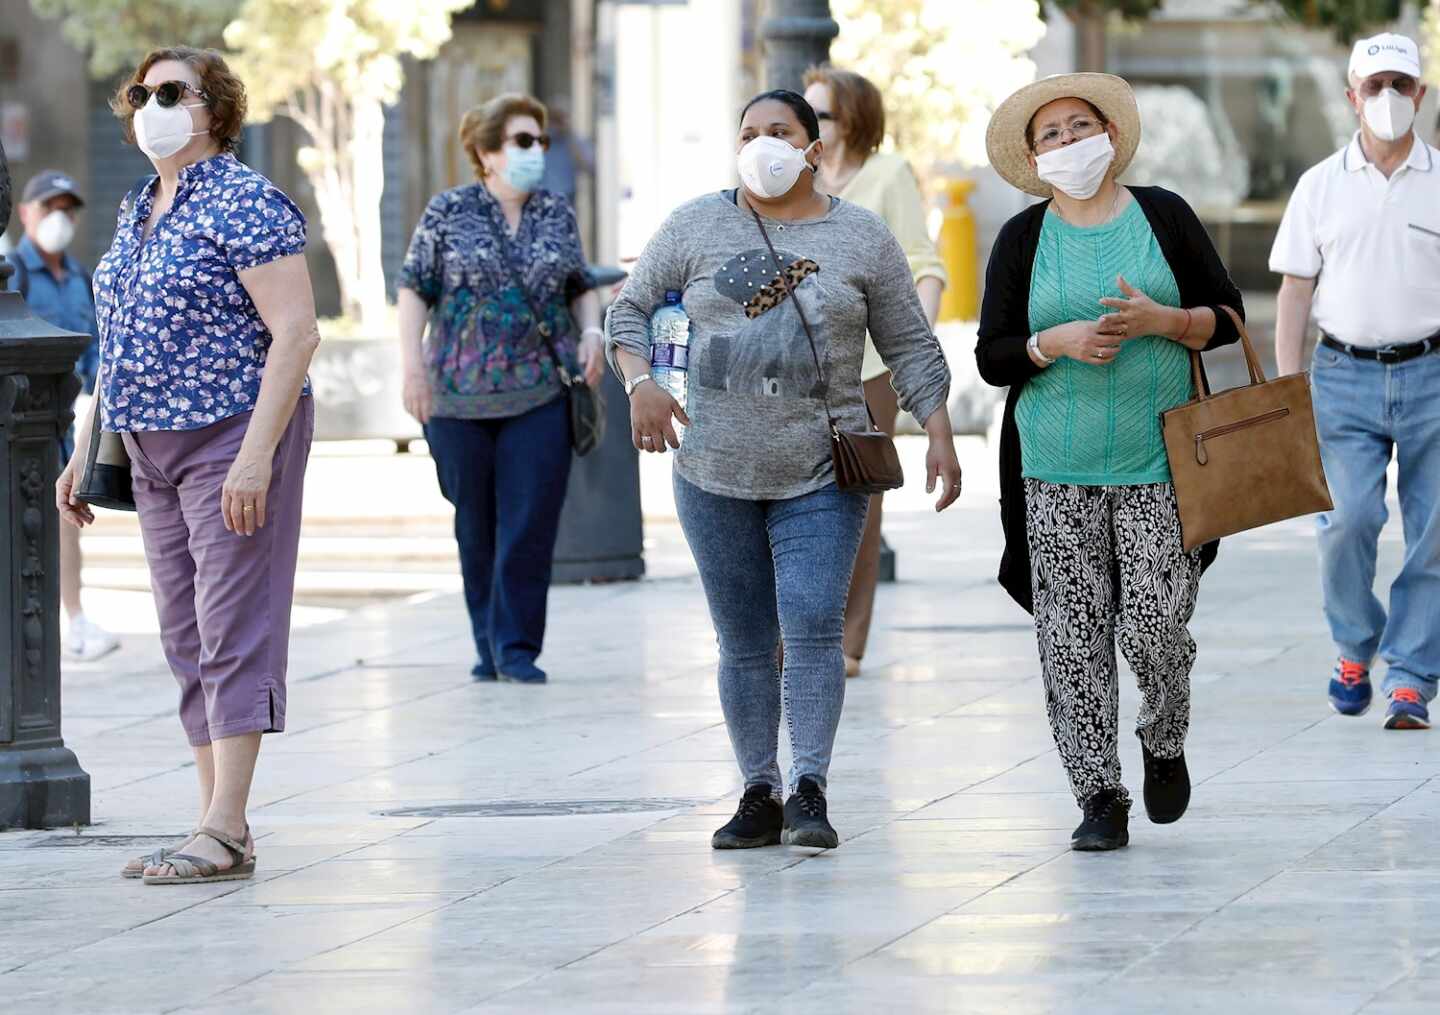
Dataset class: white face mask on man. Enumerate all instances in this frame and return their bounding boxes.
[34,209,77,254]
[1362,88,1416,142]
[737,135,817,199]
[1034,132,1116,201]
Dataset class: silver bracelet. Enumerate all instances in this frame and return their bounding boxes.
[1028,332,1054,367]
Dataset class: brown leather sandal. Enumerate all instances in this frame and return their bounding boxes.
[121,840,187,879]
[142,826,256,885]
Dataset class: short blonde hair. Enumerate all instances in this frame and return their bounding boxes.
[459,93,548,179]
[803,65,885,156]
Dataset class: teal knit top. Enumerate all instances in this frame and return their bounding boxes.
[1015,199,1192,486]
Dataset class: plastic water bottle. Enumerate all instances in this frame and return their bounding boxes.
[649,290,690,442]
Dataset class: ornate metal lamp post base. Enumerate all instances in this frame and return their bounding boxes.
[761,0,839,92]
[0,141,92,830]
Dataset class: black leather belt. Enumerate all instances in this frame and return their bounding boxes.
[1321,332,1440,364]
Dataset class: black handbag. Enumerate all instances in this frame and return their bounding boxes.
[486,215,604,457]
[750,206,903,494]
[75,357,136,512]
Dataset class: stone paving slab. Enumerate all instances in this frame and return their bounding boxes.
[2,488,1438,1014]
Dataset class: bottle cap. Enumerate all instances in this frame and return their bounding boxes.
[664,290,682,304]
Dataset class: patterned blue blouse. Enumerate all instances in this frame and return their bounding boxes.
[399,184,594,419]
[93,154,308,432]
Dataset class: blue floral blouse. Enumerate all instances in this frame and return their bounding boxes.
[93,154,308,431]
[399,185,594,419]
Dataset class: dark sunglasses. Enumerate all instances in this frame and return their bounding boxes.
[126,80,208,110]
[506,131,551,151]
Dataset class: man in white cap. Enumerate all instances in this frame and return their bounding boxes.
[8,170,120,661]
[1270,33,1440,730]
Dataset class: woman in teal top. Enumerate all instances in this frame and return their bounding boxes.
[978,74,1244,854]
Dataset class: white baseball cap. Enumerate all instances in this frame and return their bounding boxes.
[1349,33,1421,82]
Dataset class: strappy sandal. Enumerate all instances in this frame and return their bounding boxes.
[121,840,188,879]
[142,826,256,885]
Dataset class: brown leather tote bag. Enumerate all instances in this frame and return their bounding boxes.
[1160,306,1331,551]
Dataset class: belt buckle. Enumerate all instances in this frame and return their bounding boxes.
[1375,346,1402,364]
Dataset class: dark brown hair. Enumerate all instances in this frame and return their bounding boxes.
[111,47,247,155]
[460,93,548,179]
[1025,99,1109,151]
[803,65,885,156]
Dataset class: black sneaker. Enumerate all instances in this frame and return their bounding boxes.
[711,784,783,849]
[1072,789,1130,852]
[1142,744,1191,824]
[781,777,839,849]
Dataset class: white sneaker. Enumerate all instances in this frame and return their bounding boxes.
[63,615,120,662]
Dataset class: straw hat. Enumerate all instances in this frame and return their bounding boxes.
[985,73,1141,198]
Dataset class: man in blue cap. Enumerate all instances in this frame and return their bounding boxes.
[9,169,119,661]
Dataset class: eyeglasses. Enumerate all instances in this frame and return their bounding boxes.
[126,80,208,110]
[1032,116,1104,152]
[1356,75,1419,99]
[506,132,551,151]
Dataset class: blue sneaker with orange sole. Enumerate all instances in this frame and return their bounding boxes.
[1384,688,1430,730]
[1328,658,1373,716]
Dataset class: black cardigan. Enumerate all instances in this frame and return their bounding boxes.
[975,185,1245,614]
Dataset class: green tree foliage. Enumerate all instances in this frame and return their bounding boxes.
[1265,1,1403,44]
[28,0,237,78]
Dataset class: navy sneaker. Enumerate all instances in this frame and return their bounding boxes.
[1383,688,1430,730]
[1328,658,1373,716]
[471,661,498,683]
[499,660,547,684]
[712,784,783,849]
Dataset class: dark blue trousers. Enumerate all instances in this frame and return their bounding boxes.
[425,396,572,673]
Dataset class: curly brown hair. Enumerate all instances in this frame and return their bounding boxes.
[459,93,548,179]
[111,47,247,155]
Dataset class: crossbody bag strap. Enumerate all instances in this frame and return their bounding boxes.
[481,209,575,388]
[749,204,879,435]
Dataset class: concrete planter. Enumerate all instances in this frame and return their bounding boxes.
[308,338,422,447]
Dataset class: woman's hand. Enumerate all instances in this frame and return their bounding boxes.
[402,366,432,425]
[55,459,94,529]
[1097,274,1183,342]
[1040,320,1129,367]
[221,448,273,537]
[629,380,689,453]
[926,434,963,512]
[578,331,605,389]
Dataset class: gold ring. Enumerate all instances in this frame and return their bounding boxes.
[243,505,254,512]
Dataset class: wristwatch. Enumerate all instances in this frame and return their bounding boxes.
[624,373,654,397]
[1028,332,1054,367]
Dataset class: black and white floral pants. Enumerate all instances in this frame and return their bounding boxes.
[1024,479,1203,807]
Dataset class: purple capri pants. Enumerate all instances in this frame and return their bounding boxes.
[123,398,313,747]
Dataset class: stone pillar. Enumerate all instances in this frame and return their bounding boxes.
[0,141,92,829]
[761,0,838,91]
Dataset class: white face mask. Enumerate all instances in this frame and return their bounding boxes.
[1034,132,1116,200]
[1362,88,1416,142]
[34,209,76,254]
[134,97,207,160]
[737,135,817,199]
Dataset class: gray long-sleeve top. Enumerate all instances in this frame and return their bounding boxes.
[607,192,951,501]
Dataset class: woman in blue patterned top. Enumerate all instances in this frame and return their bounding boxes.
[55,47,322,885]
[398,93,604,686]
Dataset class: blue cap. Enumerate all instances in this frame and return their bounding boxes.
[664,290,682,304]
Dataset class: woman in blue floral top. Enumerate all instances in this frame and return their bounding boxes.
[56,47,321,885]
[399,92,604,686]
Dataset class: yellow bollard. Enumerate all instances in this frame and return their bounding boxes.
[938,178,978,322]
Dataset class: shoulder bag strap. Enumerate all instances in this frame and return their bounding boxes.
[480,208,575,388]
[749,203,878,434]
[1187,305,1263,401]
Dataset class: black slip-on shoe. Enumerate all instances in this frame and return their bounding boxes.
[1072,790,1130,852]
[1142,744,1191,824]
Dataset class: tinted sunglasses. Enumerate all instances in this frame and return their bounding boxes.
[126,80,208,110]
[815,111,835,122]
[507,131,551,151]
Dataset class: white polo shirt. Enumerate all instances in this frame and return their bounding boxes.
[1269,132,1440,348]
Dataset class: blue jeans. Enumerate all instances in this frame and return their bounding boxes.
[674,472,868,794]
[1312,345,1440,700]
[424,397,573,673]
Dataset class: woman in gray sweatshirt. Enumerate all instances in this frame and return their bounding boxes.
[607,90,960,850]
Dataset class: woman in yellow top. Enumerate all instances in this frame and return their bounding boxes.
[804,65,948,677]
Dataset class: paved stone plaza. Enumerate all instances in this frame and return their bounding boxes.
[1,463,1437,1014]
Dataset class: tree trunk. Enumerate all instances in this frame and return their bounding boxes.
[287,83,390,330]
[1074,0,1108,72]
